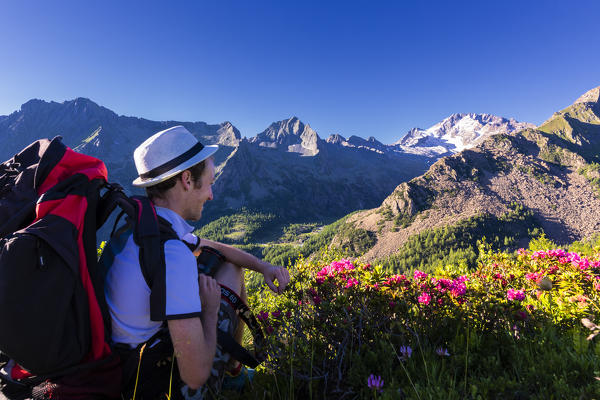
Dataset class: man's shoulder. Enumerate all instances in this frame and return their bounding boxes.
[163,238,196,265]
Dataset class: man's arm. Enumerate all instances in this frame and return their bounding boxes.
[168,275,220,389]
[196,238,290,294]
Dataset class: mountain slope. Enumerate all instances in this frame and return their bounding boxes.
[330,86,600,267]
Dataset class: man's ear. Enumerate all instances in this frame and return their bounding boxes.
[180,170,192,190]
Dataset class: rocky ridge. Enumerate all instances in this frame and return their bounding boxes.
[0,100,432,226]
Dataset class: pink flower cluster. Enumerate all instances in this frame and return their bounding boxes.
[384,274,407,286]
[531,249,600,271]
[345,278,359,289]
[525,272,543,281]
[430,276,468,297]
[316,259,358,286]
[418,292,431,305]
[413,270,429,280]
[506,289,525,301]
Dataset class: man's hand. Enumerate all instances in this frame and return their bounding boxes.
[198,274,221,316]
[262,263,290,295]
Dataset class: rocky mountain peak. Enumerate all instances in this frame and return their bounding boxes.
[250,116,322,155]
[574,86,600,105]
[216,121,241,146]
[326,133,346,144]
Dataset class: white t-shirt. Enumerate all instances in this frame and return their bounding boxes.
[104,207,201,347]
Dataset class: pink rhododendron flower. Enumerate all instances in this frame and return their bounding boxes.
[435,278,453,293]
[525,272,543,281]
[316,259,357,281]
[532,251,547,259]
[547,249,566,258]
[507,289,525,301]
[546,266,559,274]
[450,282,467,297]
[345,278,359,288]
[418,292,431,305]
[578,258,591,270]
[413,270,428,280]
[384,274,407,286]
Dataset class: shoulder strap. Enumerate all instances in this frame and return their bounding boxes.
[129,196,172,322]
[99,190,172,322]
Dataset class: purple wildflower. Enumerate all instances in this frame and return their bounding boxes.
[367,374,384,392]
[435,347,450,357]
[257,311,269,322]
[398,345,412,360]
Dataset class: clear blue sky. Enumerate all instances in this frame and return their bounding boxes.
[1,0,599,144]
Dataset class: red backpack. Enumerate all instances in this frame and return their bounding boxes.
[0,137,124,399]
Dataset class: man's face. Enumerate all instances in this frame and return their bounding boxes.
[187,158,215,221]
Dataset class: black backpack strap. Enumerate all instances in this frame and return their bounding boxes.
[128,196,170,322]
[218,285,266,368]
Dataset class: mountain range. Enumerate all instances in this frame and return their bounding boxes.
[0,97,536,243]
[331,85,600,266]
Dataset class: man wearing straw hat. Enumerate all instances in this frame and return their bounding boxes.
[105,125,290,399]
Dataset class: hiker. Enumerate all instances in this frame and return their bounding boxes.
[104,125,290,399]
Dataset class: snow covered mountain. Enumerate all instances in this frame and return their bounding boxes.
[396,113,535,156]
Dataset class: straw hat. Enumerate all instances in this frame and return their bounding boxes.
[132,125,218,187]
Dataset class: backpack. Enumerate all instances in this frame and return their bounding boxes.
[0,137,264,398]
[0,137,123,398]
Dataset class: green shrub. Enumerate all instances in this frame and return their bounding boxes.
[231,243,600,399]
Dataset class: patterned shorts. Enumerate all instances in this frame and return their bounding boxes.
[179,298,240,400]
